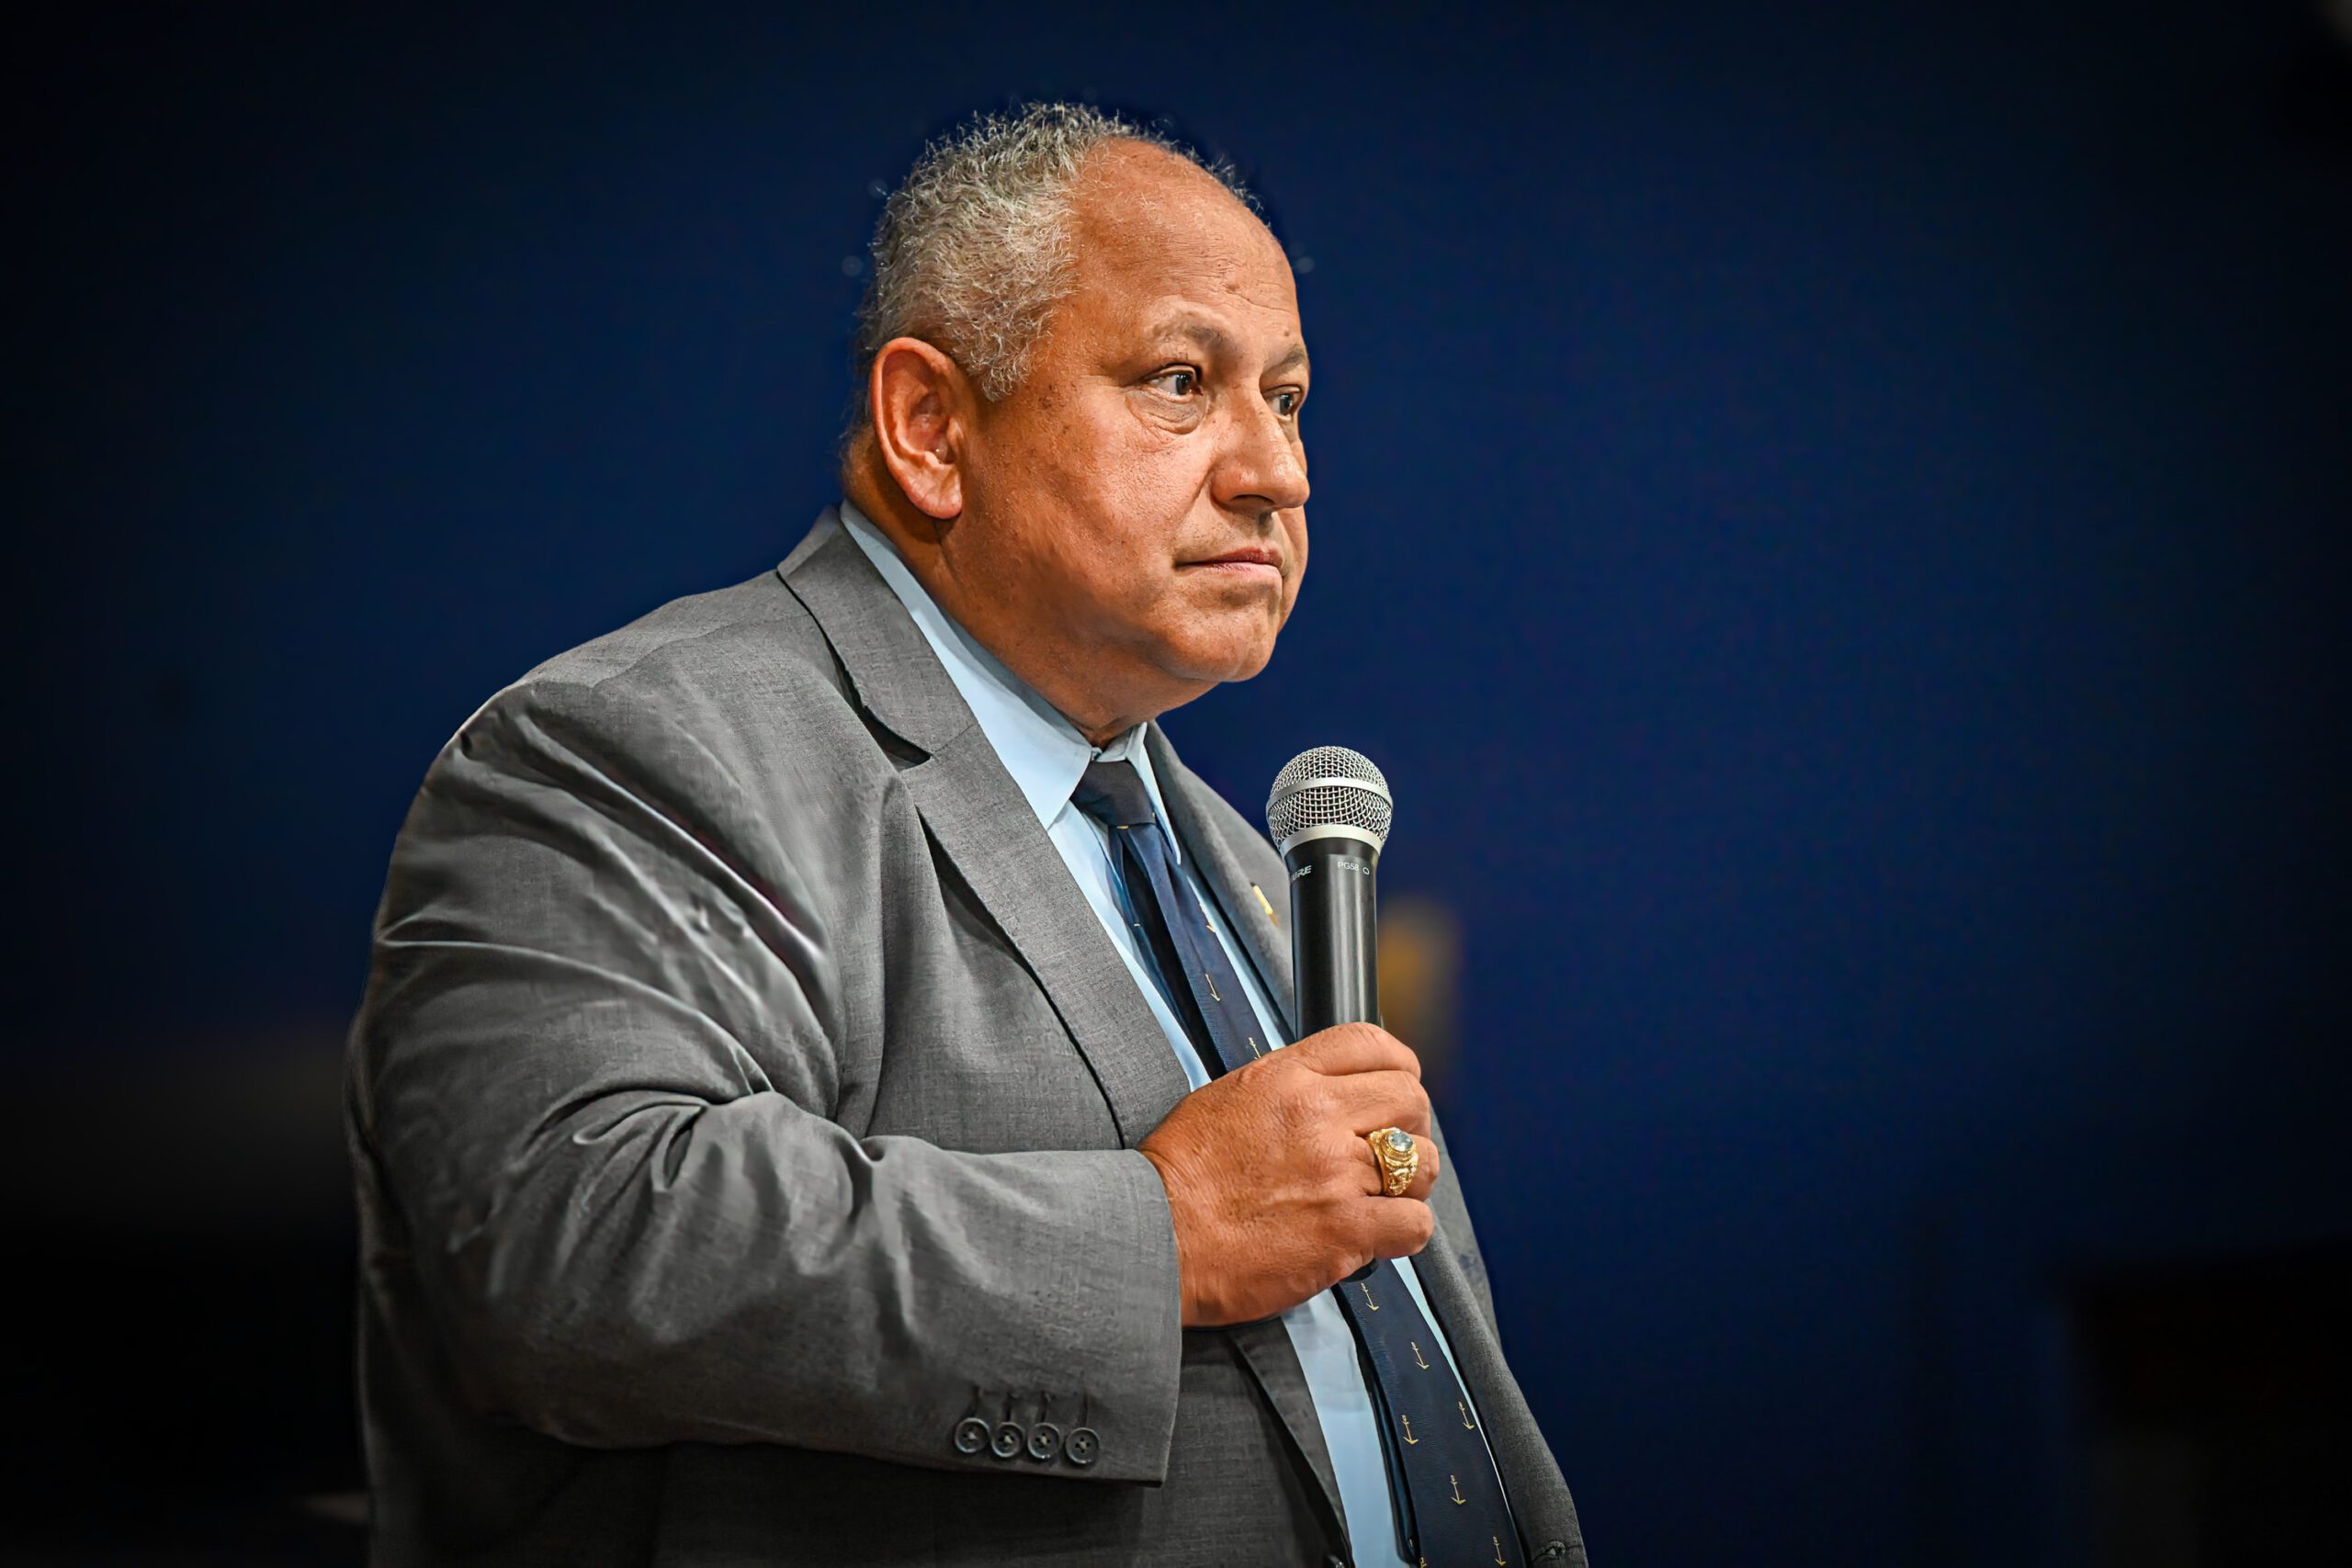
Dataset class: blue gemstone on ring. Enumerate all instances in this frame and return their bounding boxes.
[1385,1131,1412,1153]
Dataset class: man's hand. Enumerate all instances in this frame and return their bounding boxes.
[1136,1022,1441,1328]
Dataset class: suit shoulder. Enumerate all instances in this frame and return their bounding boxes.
[516,568,835,698]
[436,563,870,797]
[483,561,854,716]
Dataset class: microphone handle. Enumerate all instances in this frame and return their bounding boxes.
[1286,835,1385,1283]
[1286,835,1382,1035]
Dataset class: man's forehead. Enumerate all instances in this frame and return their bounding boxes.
[1070,144,1287,279]
[1066,148,1302,355]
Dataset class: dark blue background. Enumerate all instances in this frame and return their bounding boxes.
[12,3,2349,1562]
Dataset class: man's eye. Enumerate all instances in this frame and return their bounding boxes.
[1147,368,1199,398]
[1271,389,1304,418]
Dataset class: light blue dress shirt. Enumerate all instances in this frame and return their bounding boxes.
[839,501,1506,1564]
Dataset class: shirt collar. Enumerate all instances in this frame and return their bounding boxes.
[836,500,1180,857]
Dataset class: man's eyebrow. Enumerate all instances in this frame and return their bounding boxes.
[1158,317,1310,376]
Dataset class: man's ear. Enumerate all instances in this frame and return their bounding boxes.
[868,337,973,521]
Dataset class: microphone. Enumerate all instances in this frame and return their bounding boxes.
[1264,745,1395,1035]
[1267,746,1396,1282]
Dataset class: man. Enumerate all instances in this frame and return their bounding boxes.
[345,103,1586,1567]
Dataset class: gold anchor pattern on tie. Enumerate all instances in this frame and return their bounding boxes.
[1334,1260,1521,1562]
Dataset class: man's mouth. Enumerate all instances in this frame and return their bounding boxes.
[1181,546,1283,581]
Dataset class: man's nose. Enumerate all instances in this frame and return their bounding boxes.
[1216,395,1310,514]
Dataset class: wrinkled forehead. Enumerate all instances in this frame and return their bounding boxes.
[1063,144,1301,347]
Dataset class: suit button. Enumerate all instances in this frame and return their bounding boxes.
[1025,1421,1062,1461]
[952,1416,990,1456]
[990,1421,1025,1461]
[1064,1426,1100,1467]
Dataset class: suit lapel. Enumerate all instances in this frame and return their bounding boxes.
[779,512,1191,1148]
[899,729,1193,1147]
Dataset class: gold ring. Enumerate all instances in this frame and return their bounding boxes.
[1365,1127,1419,1197]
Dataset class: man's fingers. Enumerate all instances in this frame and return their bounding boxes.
[1360,1195,1438,1262]
[1286,1021,1421,1080]
[1321,1068,1431,1139]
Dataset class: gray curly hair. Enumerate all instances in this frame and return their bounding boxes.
[847,102,1259,432]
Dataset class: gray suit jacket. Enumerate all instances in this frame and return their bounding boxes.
[345,509,1587,1567]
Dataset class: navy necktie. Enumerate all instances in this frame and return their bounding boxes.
[1073,759,1521,1568]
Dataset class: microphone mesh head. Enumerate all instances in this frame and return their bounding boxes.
[1265,745,1393,851]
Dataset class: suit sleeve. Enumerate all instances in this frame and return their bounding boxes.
[348,672,1184,1480]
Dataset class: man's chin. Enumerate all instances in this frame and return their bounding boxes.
[1157,635,1280,691]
